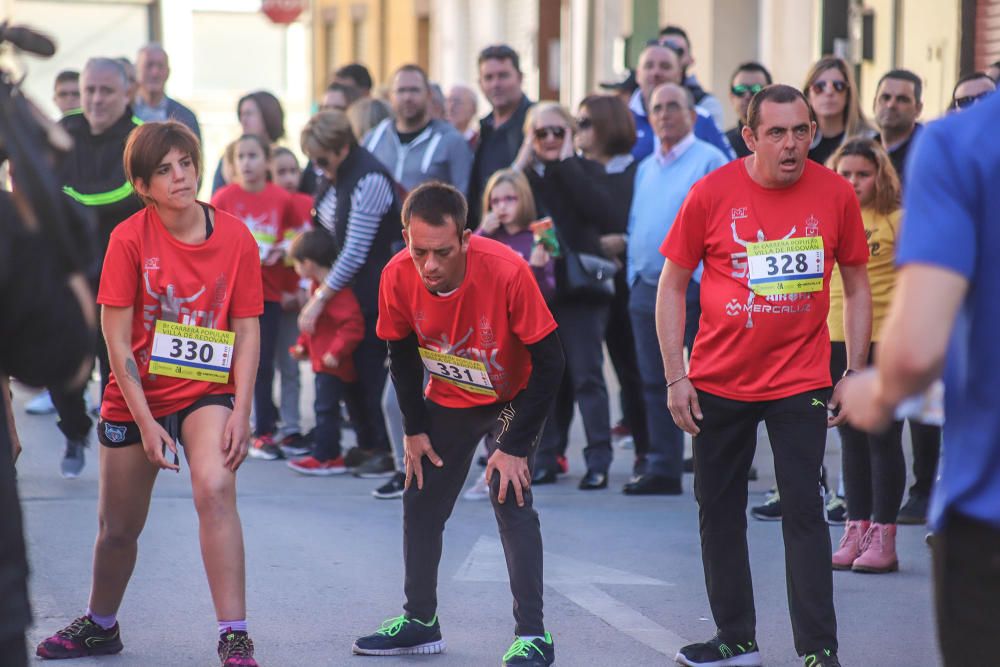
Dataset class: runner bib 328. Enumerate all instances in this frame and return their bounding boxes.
[747,236,824,296]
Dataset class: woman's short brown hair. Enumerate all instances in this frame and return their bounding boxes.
[579,94,636,157]
[123,120,201,202]
[300,110,358,156]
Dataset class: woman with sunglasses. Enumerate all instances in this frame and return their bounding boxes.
[513,102,616,491]
[803,56,873,165]
[725,62,772,158]
[574,94,649,479]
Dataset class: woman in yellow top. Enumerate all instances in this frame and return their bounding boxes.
[827,138,905,574]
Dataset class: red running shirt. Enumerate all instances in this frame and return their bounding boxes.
[661,159,869,401]
[211,182,297,302]
[97,205,264,422]
[377,235,557,408]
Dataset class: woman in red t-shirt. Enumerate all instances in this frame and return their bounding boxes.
[35,122,264,667]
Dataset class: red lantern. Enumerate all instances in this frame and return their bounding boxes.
[262,0,306,24]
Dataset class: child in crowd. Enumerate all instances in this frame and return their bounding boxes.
[286,229,365,475]
[267,147,314,457]
[477,168,555,301]
[211,134,298,460]
[828,137,905,573]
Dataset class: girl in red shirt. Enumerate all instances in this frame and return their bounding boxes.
[212,135,297,460]
[36,121,264,667]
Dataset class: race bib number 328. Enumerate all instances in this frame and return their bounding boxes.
[418,348,498,398]
[149,320,236,383]
[746,236,824,296]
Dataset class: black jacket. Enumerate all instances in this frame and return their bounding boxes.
[57,108,144,267]
[468,95,533,228]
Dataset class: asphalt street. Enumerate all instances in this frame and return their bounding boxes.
[10,375,939,667]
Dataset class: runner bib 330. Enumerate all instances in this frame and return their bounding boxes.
[149,320,236,383]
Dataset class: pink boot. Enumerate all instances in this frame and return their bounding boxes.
[852,523,899,573]
[832,520,870,570]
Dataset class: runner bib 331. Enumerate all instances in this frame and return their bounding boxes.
[418,348,498,399]
[747,236,824,296]
[149,320,236,383]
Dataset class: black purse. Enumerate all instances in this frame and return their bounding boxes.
[562,246,618,299]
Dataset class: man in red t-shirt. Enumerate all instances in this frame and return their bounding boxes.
[659,86,871,667]
[351,183,563,667]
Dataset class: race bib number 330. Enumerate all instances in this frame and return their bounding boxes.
[149,320,236,383]
[418,348,498,398]
[747,236,824,296]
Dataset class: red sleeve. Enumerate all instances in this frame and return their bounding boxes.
[835,188,870,266]
[324,291,365,360]
[661,184,708,270]
[97,226,141,307]
[375,264,414,341]
[229,224,265,318]
[507,260,557,345]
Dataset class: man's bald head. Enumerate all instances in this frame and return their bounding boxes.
[637,45,682,103]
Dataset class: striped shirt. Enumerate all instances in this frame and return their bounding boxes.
[316,172,395,292]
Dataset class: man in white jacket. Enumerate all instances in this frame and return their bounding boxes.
[364,64,473,196]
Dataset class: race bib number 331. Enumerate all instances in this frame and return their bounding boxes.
[746,236,824,296]
[418,348,498,398]
[149,320,236,383]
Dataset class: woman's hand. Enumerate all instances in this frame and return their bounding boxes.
[528,243,550,268]
[559,128,575,161]
[138,419,180,472]
[513,133,535,171]
[222,409,252,472]
[298,292,326,335]
[599,233,627,259]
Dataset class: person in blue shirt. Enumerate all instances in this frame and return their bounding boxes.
[624,83,726,496]
[628,43,734,162]
[839,91,1000,667]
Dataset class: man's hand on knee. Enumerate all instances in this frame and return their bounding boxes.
[486,449,530,507]
[403,433,443,490]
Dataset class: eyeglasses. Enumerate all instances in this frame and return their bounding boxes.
[810,80,847,95]
[951,91,992,110]
[731,84,765,98]
[489,195,518,207]
[576,117,593,130]
[533,126,567,140]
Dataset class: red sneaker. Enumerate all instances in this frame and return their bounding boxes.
[556,455,569,475]
[287,455,347,476]
[248,433,283,461]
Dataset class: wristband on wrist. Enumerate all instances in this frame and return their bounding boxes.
[666,373,688,388]
[841,369,857,379]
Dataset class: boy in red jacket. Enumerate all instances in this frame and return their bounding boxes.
[285,230,365,475]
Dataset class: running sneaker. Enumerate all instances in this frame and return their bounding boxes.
[36,616,123,659]
[675,635,761,666]
[278,432,310,457]
[60,437,87,479]
[502,632,555,666]
[463,474,491,501]
[352,614,445,656]
[218,629,257,667]
[26,389,56,415]
[825,495,847,525]
[750,489,781,521]
[373,471,406,499]
[556,455,569,475]
[248,433,283,460]
[287,455,347,476]
[353,452,396,478]
[803,648,841,667]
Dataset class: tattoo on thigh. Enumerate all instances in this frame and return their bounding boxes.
[125,358,142,386]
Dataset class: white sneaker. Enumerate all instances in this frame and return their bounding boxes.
[26,390,56,415]
[463,475,491,501]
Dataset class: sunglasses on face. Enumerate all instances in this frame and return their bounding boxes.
[534,126,567,140]
[811,80,847,94]
[731,84,765,97]
[951,91,992,110]
[576,117,593,130]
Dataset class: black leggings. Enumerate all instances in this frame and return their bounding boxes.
[829,342,906,524]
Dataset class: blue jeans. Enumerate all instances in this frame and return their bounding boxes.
[313,372,345,461]
[627,279,693,479]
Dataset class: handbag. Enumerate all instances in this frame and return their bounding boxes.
[562,247,618,299]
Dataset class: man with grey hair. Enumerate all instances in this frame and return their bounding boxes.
[445,83,478,147]
[50,57,144,478]
[134,43,201,140]
[623,83,727,496]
